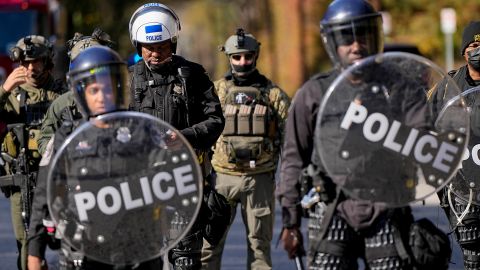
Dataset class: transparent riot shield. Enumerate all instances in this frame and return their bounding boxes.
[445,86,480,206]
[315,52,469,207]
[47,111,203,265]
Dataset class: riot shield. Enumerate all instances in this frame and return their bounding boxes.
[315,52,469,206]
[47,111,203,265]
[445,86,480,205]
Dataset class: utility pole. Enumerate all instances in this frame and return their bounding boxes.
[441,8,456,72]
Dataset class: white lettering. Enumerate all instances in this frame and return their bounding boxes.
[174,165,196,195]
[337,102,461,178]
[414,134,437,164]
[472,145,480,166]
[340,102,367,130]
[140,176,153,205]
[75,192,96,222]
[433,142,459,173]
[401,128,419,156]
[363,112,389,142]
[74,167,199,221]
[121,182,143,210]
[97,186,122,216]
[383,120,403,152]
[152,172,175,200]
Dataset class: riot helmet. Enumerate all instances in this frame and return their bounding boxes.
[67,46,129,118]
[10,35,54,69]
[220,28,261,76]
[320,0,383,69]
[129,3,181,54]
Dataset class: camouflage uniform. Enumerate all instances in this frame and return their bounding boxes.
[202,71,290,270]
[0,77,60,270]
[37,91,79,155]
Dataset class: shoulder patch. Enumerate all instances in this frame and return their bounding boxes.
[39,136,55,166]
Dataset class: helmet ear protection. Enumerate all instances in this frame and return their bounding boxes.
[9,35,54,69]
[9,46,23,62]
[129,3,181,54]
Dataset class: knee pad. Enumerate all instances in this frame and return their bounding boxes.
[310,252,357,270]
[309,213,360,269]
[450,196,480,246]
[463,248,480,270]
[169,231,203,270]
[364,218,409,270]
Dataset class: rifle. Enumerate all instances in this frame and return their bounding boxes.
[0,123,36,232]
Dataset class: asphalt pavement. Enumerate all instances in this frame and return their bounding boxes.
[0,193,465,270]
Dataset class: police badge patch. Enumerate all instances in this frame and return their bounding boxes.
[116,127,131,143]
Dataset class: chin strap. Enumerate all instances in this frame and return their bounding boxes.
[447,183,474,226]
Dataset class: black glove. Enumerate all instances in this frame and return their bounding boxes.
[280,227,305,259]
[202,185,232,246]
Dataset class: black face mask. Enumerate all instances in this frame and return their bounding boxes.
[468,47,480,71]
[148,57,173,74]
[231,63,255,74]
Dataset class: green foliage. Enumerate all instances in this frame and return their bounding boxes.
[58,0,480,92]
[380,0,480,67]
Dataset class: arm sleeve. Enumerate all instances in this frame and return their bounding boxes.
[268,86,291,158]
[276,81,320,227]
[180,69,225,150]
[38,105,59,155]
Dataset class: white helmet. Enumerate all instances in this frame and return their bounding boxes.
[129,3,181,50]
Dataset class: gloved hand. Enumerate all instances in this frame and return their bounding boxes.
[281,226,305,259]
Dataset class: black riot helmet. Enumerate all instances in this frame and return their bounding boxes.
[67,46,130,118]
[320,0,383,69]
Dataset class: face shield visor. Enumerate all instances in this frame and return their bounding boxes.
[68,64,130,117]
[321,15,383,69]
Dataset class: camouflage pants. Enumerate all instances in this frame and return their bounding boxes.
[201,172,274,270]
[10,190,27,270]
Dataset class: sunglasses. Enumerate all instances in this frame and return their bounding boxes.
[231,53,255,61]
[333,26,371,46]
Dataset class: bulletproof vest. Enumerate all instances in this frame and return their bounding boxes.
[131,59,190,131]
[219,80,276,168]
[2,82,61,173]
[131,60,213,177]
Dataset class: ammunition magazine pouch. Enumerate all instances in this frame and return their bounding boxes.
[3,131,17,157]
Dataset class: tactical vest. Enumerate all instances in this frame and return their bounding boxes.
[131,60,212,177]
[213,79,278,173]
[131,60,191,131]
[2,82,62,174]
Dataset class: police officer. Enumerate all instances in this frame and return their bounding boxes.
[201,28,290,270]
[37,28,114,155]
[28,46,164,270]
[0,35,62,270]
[434,21,480,269]
[128,3,225,270]
[276,0,438,269]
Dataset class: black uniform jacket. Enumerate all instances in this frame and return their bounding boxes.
[276,70,338,227]
[129,55,224,151]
